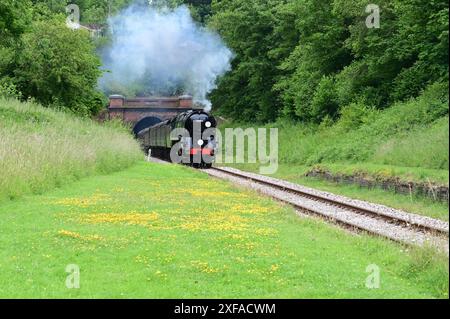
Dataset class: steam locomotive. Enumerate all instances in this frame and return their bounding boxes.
[137,110,217,168]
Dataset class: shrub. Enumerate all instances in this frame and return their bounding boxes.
[0,78,22,99]
[14,16,103,116]
[310,76,340,122]
[335,102,376,133]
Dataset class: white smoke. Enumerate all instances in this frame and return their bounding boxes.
[99,3,233,111]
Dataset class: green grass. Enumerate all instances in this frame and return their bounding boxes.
[0,98,142,201]
[0,161,447,298]
[372,117,449,171]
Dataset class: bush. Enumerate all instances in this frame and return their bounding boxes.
[0,78,22,99]
[335,102,376,132]
[14,16,103,116]
[310,76,340,122]
[210,0,449,123]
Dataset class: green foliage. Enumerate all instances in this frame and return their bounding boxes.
[31,0,109,23]
[0,0,32,86]
[0,78,22,100]
[2,0,448,120]
[210,0,449,123]
[32,0,212,24]
[308,82,448,168]
[1,0,214,116]
[310,76,340,122]
[335,102,376,132]
[0,0,32,44]
[13,16,103,116]
[1,1,109,116]
[186,1,212,23]
[209,0,285,122]
[373,116,449,170]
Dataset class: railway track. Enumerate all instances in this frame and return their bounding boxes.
[203,166,449,253]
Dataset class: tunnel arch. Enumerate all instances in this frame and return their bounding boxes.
[133,116,162,136]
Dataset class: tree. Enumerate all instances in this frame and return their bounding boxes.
[209,0,448,123]
[0,0,32,93]
[330,0,448,106]
[209,0,284,122]
[14,16,104,115]
[0,0,32,44]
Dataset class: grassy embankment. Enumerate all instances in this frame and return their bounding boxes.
[221,83,449,221]
[0,161,448,298]
[0,98,142,201]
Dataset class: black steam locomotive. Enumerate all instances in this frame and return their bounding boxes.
[137,110,217,168]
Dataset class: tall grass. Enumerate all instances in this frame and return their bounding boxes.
[0,98,142,200]
[373,117,449,169]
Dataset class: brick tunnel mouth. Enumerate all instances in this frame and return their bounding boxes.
[133,116,162,136]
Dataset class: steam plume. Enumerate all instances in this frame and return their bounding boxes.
[99,3,233,111]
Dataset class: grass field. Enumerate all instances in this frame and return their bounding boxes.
[0,161,447,298]
[0,98,142,201]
